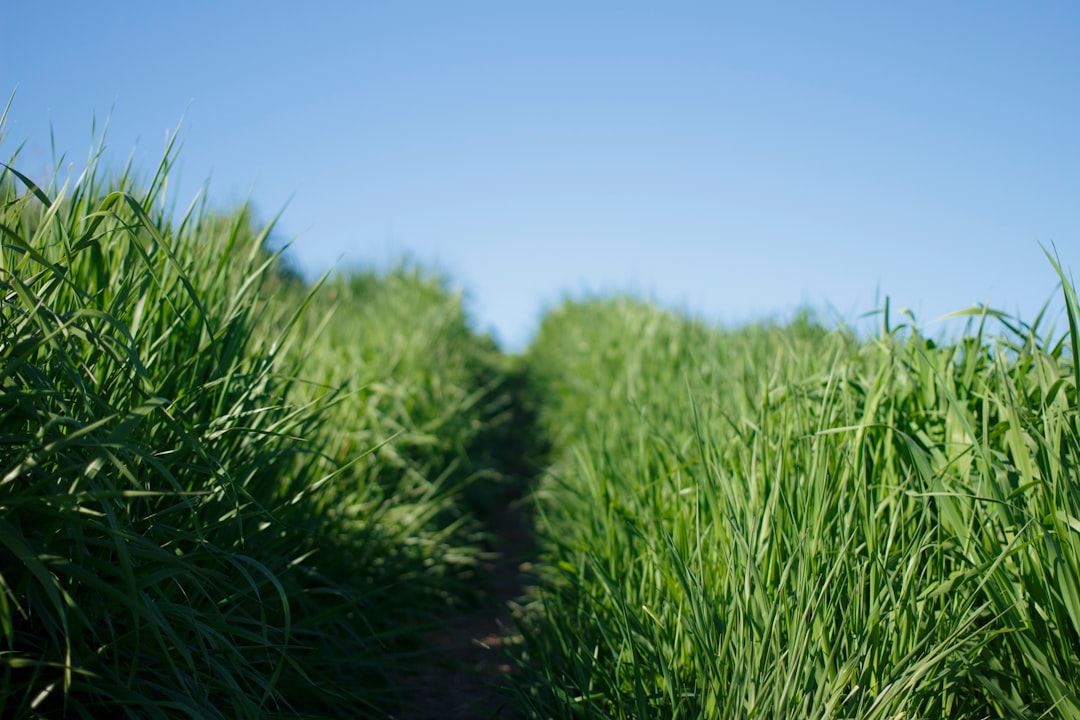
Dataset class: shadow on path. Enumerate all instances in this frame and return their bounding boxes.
[392,359,548,720]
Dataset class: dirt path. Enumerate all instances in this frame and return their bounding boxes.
[392,500,536,720]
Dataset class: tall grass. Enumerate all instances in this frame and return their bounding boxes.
[0,134,514,717]
[516,287,1080,718]
[289,264,514,519]
[7,118,1076,719]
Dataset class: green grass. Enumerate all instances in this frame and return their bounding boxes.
[514,288,1080,718]
[0,134,517,718]
[4,120,1079,719]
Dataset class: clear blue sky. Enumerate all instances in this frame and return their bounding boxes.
[3,3,1077,350]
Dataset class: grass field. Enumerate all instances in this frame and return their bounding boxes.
[2,136,1078,718]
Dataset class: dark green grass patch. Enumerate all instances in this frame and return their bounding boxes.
[0,136,517,718]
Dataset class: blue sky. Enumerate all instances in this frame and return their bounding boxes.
[3,3,1078,350]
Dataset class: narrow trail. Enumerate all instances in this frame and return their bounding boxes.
[393,498,537,720]
[392,365,547,719]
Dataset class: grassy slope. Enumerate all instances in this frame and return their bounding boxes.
[0,146,516,718]
[516,293,1080,719]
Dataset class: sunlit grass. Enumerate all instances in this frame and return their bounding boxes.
[5,114,1078,719]
[515,282,1080,718]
